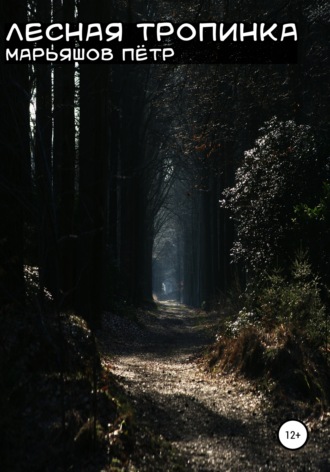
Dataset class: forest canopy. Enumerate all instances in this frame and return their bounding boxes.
[1,0,329,314]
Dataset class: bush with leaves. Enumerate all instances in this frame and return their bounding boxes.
[221,117,324,274]
[239,252,328,347]
[224,307,261,337]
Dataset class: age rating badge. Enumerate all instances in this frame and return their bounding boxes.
[278,420,309,450]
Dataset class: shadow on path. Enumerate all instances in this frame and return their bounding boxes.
[99,302,330,471]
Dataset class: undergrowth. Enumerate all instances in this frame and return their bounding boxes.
[0,304,139,471]
[208,253,330,415]
[1,268,180,471]
[0,266,132,471]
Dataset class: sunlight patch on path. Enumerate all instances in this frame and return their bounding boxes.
[99,303,329,471]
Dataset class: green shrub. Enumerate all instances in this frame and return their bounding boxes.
[221,118,324,273]
[224,308,261,337]
[225,251,328,347]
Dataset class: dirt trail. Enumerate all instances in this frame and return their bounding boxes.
[99,302,330,471]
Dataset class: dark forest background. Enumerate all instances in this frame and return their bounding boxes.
[1,0,330,321]
[1,0,329,470]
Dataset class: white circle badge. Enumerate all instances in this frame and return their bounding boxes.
[278,420,309,450]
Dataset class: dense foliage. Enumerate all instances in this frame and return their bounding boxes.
[221,118,324,274]
[225,252,327,345]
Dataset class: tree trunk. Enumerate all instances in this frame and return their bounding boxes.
[53,0,76,309]
[0,1,30,309]
[35,0,58,301]
[76,0,110,327]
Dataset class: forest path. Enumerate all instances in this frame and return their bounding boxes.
[98,302,329,471]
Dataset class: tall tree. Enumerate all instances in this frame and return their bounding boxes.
[76,0,111,327]
[35,0,58,300]
[0,0,30,309]
[53,0,77,309]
